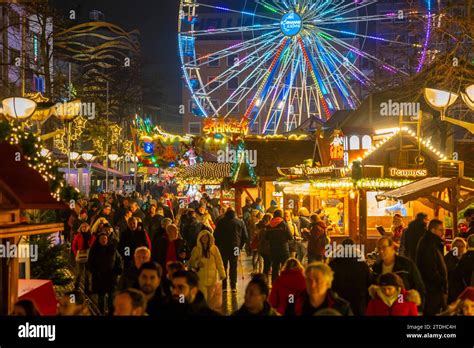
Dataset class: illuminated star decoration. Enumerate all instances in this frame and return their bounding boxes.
[71,115,88,141]
[110,124,122,143]
[54,131,68,154]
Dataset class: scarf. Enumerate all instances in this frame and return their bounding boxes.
[375,286,401,308]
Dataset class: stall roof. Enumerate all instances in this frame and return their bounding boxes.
[376,177,455,202]
[177,162,231,185]
[0,142,67,210]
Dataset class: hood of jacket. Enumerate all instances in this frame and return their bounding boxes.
[196,230,215,250]
[275,269,306,289]
[368,285,421,307]
[269,217,284,228]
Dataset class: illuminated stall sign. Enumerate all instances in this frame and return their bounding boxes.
[278,164,344,179]
[203,118,249,136]
[389,167,428,178]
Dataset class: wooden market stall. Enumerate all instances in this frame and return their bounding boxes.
[376,173,474,236]
[0,142,66,315]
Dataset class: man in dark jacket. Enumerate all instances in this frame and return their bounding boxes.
[143,203,163,242]
[329,239,371,315]
[295,262,353,316]
[416,219,448,315]
[130,201,146,221]
[137,262,168,316]
[265,209,293,281]
[98,203,114,226]
[372,236,426,309]
[118,217,151,268]
[160,270,220,316]
[180,210,211,250]
[117,246,151,290]
[402,212,428,261]
[214,208,248,292]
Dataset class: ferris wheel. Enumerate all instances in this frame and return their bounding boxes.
[178,0,437,134]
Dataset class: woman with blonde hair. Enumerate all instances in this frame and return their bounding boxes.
[189,230,226,310]
[269,258,306,315]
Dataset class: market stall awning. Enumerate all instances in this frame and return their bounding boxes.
[0,142,68,210]
[376,177,454,202]
[177,162,231,185]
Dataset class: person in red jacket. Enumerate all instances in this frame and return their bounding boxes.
[269,258,306,315]
[366,272,420,316]
[72,222,92,291]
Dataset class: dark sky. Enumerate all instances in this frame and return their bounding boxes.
[52,0,182,106]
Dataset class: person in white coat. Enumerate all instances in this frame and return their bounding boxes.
[189,230,226,310]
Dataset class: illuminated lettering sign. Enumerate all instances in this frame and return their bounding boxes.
[389,168,428,178]
[202,118,249,136]
[279,164,344,178]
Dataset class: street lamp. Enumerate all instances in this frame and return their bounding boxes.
[424,86,474,134]
[82,153,95,196]
[423,88,458,120]
[1,97,37,122]
[461,84,474,110]
[55,100,81,183]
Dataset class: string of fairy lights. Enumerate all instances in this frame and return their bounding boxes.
[3,121,77,201]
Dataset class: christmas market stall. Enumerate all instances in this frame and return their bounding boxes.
[358,126,450,249]
[0,141,67,315]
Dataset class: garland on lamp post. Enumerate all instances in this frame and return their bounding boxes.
[0,120,80,202]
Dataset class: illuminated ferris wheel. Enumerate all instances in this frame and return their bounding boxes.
[178,0,437,134]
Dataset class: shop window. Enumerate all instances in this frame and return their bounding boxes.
[349,135,360,150]
[362,135,372,150]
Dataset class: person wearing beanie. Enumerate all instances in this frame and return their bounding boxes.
[366,273,420,316]
[266,200,278,214]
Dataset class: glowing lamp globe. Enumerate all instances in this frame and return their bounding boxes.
[82,153,94,161]
[2,97,37,121]
[461,84,474,110]
[424,88,458,119]
[108,154,119,162]
[69,151,81,161]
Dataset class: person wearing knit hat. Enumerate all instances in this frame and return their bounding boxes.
[366,273,420,316]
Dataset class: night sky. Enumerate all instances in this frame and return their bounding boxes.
[52,0,182,106]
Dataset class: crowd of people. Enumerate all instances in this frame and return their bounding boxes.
[11,193,474,317]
